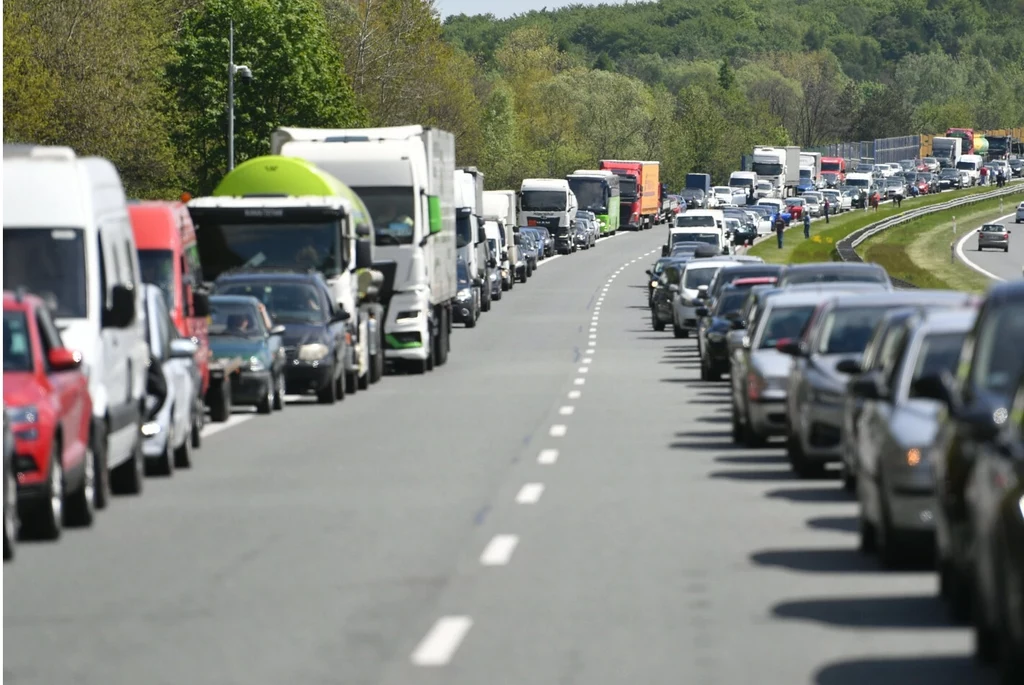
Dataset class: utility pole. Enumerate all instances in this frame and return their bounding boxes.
[227,20,252,171]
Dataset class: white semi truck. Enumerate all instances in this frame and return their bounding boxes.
[482,190,523,286]
[454,167,492,312]
[752,146,801,198]
[799,152,822,187]
[517,178,578,233]
[271,125,457,374]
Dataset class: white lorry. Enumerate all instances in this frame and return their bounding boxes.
[518,179,578,234]
[454,167,491,313]
[799,152,822,188]
[752,146,801,198]
[956,154,984,185]
[931,136,962,169]
[728,171,758,203]
[271,125,457,374]
[482,190,523,287]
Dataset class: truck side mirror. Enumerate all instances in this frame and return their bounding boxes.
[355,239,373,270]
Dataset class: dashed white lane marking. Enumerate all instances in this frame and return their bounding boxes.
[516,483,545,504]
[568,390,581,399]
[589,334,597,340]
[200,414,254,438]
[411,617,473,666]
[589,327,597,333]
[538,449,559,464]
[578,366,589,373]
[585,348,595,354]
[550,424,567,437]
[480,535,519,566]
[559,405,575,415]
[574,377,586,385]
[582,357,592,364]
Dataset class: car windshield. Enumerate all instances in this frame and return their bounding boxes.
[816,306,891,355]
[972,301,1024,398]
[3,228,87,319]
[672,233,719,247]
[940,169,958,178]
[215,282,327,324]
[684,267,718,289]
[350,187,415,246]
[758,305,816,349]
[521,190,565,211]
[785,199,805,206]
[717,290,749,315]
[138,249,175,312]
[909,332,968,394]
[209,302,263,338]
[456,261,469,283]
[3,311,33,372]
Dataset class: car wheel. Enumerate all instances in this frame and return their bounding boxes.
[345,368,358,395]
[191,399,203,448]
[317,372,337,404]
[3,460,16,560]
[876,489,907,569]
[110,430,144,496]
[651,311,665,331]
[840,461,856,493]
[30,441,63,540]
[673,324,688,339]
[91,421,110,510]
[64,442,96,527]
[174,420,194,469]
[974,576,1000,664]
[859,514,877,554]
[209,382,231,423]
[146,428,175,477]
[273,374,286,410]
[256,382,273,415]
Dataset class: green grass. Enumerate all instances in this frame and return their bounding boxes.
[859,190,1024,293]
[748,183,1015,265]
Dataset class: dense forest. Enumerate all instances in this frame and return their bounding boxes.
[4,0,1024,197]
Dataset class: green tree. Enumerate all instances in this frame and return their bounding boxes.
[717,57,735,91]
[169,0,364,193]
[2,4,60,145]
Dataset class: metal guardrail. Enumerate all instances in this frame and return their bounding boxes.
[835,181,1024,288]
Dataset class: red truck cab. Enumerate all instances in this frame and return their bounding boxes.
[128,201,211,395]
[4,290,95,538]
[946,128,975,155]
[821,157,846,183]
[599,160,643,230]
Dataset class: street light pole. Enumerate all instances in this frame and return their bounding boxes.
[228,20,235,171]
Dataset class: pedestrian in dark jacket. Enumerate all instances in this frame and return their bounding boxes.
[774,214,785,249]
[803,211,811,239]
[823,199,830,224]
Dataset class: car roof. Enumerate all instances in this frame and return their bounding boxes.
[762,291,833,308]
[782,262,886,275]
[916,308,978,334]
[984,279,1024,301]
[719,263,784,276]
[825,289,975,309]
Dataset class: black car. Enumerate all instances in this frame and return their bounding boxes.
[213,272,353,403]
[207,295,288,412]
[650,261,686,332]
[916,280,1024,625]
[1009,157,1023,178]
[453,258,482,327]
[646,256,691,306]
[554,224,576,255]
[938,168,961,190]
[696,280,775,381]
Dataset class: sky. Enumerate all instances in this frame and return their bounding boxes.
[436,0,628,20]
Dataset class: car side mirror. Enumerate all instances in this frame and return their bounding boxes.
[696,286,709,300]
[731,318,746,330]
[910,372,954,406]
[270,324,287,336]
[104,284,136,328]
[850,373,884,399]
[695,307,709,317]
[775,338,804,357]
[645,269,652,276]
[741,335,751,349]
[355,239,373,270]
[48,347,82,372]
[473,277,484,287]
[661,246,669,257]
[356,224,371,238]
[331,309,351,323]
[192,289,210,318]
[169,338,198,359]
[836,359,861,374]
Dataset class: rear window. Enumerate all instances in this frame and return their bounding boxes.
[815,306,891,355]
[758,305,816,349]
[684,267,718,289]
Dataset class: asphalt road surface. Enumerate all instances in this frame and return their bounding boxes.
[4,227,997,685]
[958,209,1024,281]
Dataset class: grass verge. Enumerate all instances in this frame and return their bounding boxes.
[858,190,1023,293]
[748,183,1015,265]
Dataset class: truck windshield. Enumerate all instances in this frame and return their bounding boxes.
[194,219,343,281]
[349,187,415,246]
[822,161,841,172]
[729,178,752,188]
[752,161,783,176]
[521,191,566,212]
[956,161,978,170]
[456,215,473,249]
[567,178,606,212]
[617,177,637,198]
[847,178,870,189]
[3,228,87,319]
[138,249,175,312]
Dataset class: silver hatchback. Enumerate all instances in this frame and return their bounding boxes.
[976,223,1010,252]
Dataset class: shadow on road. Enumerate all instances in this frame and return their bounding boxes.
[765,486,851,504]
[669,440,736,451]
[772,594,954,629]
[698,415,730,424]
[807,516,858,534]
[814,655,995,685]
[676,430,731,439]
[715,454,787,465]
[750,547,888,573]
[710,468,795,482]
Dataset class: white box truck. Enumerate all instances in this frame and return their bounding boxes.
[517,179,578,232]
[271,125,457,374]
[799,152,822,187]
[752,146,801,198]
[482,190,523,287]
[454,167,492,312]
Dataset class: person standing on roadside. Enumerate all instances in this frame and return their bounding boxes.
[803,210,811,239]
[774,213,785,249]
[980,166,988,186]
[823,199,830,224]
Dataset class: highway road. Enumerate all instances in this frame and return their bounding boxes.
[957,209,1024,281]
[3,227,996,685]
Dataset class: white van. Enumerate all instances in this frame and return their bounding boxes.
[956,154,983,185]
[3,145,149,501]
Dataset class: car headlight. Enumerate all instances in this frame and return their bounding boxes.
[651,280,659,288]
[456,289,472,301]
[249,355,266,372]
[298,343,329,362]
[489,272,498,281]
[8,406,38,424]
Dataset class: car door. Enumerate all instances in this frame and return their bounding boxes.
[154,294,189,440]
[321,283,346,375]
[35,305,87,472]
[98,228,130,421]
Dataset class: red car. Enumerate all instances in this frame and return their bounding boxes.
[784,198,805,220]
[914,179,931,195]
[3,290,95,539]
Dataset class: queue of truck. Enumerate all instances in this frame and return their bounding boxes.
[1,130,634,553]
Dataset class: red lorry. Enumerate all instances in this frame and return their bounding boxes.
[598,160,660,230]
[820,157,846,186]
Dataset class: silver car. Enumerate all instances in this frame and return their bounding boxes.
[853,308,977,568]
[977,223,1010,252]
[1017,200,1024,224]
[671,259,732,338]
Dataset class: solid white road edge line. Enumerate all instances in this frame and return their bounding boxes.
[411,616,473,666]
[534,254,563,268]
[955,211,1015,282]
[200,414,254,438]
[480,535,519,566]
[516,483,545,504]
[538,449,559,464]
[550,424,567,437]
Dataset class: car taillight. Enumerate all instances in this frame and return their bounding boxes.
[747,372,764,401]
[1004,233,1009,239]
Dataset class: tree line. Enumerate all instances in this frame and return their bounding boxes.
[5,0,1024,198]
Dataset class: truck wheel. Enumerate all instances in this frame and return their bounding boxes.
[358,370,369,390]
[91,421,110,510]
[317,373,337,404]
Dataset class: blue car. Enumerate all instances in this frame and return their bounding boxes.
[207,295,287,414]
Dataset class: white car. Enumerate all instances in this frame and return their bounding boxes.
[671,259,733,338]
[755,180,774,199]
[712,186,745,207]
[821,190,846,213]
[140,284,201,475]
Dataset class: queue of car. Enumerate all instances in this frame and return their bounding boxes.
[642,254,1024,681]
[1,143,614,562]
